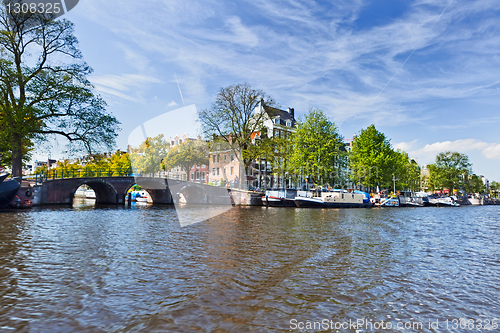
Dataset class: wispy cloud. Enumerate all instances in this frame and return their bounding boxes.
[91,74,162,103]
[74,0,500,179]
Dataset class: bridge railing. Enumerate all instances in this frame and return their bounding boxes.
[29,167,135,183]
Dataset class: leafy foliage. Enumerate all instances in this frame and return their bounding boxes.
[465,174,485,195]
[162,139,208,180]
[129,134,169,175]
[426,151,471,192]
[490,181,499,198]
[198,83,276,169]
[290,109,344,186]
[0,9,120,177]
[349,124,395,189]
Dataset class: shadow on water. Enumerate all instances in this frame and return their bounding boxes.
[0,205,498,332]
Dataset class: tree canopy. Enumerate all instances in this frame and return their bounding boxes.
[162,139,208,180]
[198,83,275,170]
[349,124,395,190]
[426,151,471,192]
[290,108,345,186]
[129,134,170,175]
[0,8,120,177]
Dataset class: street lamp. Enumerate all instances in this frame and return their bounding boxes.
[393,175,396,194]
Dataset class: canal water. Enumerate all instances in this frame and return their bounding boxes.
[0,203,499,332]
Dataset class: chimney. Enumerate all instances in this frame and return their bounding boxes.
[290,108,294,119]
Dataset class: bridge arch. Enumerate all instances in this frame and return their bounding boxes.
[126,178,174,205]
[176,183,208,204]
[71,179,119,205]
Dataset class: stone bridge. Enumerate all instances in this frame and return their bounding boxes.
[34,176,234,206]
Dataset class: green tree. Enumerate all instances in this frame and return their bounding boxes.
[198,83,276,173]
[51,159,81,177]
[290,108,344,186]
[392,150,421,192]
[129,134,170,175]
[162,139,208,180]
[427,151,471,193]
[349,124,394,190]
[0,9,120,177]
[465,174,485,195]
[109,150,132,176]
[490,181,499,198]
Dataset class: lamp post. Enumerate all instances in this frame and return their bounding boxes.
[393,175,396,195]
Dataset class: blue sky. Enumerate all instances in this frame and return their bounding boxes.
[40,0,500,181]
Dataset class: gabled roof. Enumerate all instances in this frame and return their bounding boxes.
[262,104,295,126]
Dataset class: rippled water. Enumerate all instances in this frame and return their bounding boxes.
[1,203,499,332]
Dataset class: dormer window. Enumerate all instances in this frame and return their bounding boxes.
[285,120,291,127]
[274,118,279,124]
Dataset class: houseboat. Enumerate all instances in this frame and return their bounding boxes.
[262,188,297,207]
[294,189,371,208]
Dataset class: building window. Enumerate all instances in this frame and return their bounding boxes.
[201,171,205,181]
[224,154,227,161]
[230,153,234,162]
[223,168,226,174]
[191,172,194,180]
[196,171,200,179]
[212,168,215,176]
[216,168,220,176]
[212,155,215,163]
[274,118,279,124]
[230,166,234,175]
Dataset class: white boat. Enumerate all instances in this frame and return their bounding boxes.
[380,197,400,207]
[262,189,297,207]
[85,189,96,199]
[370,194,399,207]
[469,197,482,205]
[428,197,460,207]
[294,190,371,208]
[133,190,149,203]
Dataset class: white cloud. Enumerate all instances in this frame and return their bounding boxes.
[91,74,162,103]
[168,100,178,107]
[406,139,500,164]
[482,143,500,159]
[73,0,500,147]
[92,74,161,92]
[393,139,419,152]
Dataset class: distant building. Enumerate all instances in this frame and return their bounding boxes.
[207,142,242,187]
[164,134,209,182]
[480,175,490,191]
[208,102,298,189]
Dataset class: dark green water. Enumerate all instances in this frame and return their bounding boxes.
[1,203,499,332]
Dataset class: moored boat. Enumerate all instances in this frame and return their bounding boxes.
[294,189,371,208]
[379,197,400,207]
[0,174,21,209]
[428,196,460,207]
[262,188,297,207]
[398,191,425,207]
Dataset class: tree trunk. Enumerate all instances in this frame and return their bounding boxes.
[11,135,23,179]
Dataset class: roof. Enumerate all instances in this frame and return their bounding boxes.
[262,104,295,126]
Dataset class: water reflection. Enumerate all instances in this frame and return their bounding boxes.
[0,206,498,332]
